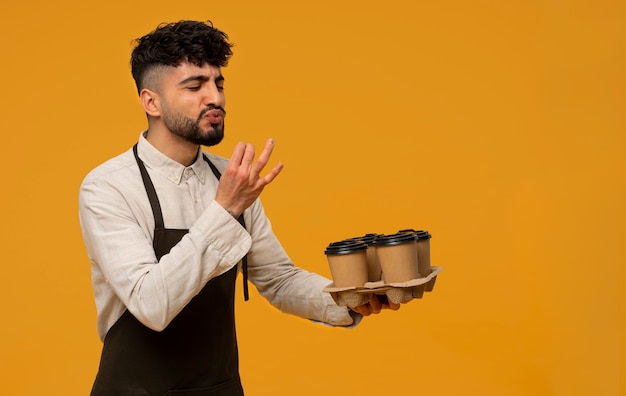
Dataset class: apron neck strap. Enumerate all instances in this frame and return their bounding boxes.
[133,144,165,230]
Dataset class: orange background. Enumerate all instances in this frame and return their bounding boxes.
[0,1,624,395]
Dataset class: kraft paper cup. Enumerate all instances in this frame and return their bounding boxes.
[324,241,369,288]
[399,229,432,279]
[415,230,432,279]
[352,233,382,282]
[372,232,420,283]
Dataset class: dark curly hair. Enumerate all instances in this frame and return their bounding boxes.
[130,20,234,94]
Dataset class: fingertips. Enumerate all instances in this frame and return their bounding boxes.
[353,304,372,316]
[256,138,275,165]
[369,296,382,314]
[241,143,255,166]
[265,163,284,182]
[229,142,246,162]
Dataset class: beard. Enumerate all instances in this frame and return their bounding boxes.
[162,105,226,147]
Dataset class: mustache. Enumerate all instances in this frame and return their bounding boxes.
[199,105,226,118]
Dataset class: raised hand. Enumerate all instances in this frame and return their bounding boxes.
[215,138,283,217]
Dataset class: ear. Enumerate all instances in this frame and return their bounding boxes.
[140,88,161,117]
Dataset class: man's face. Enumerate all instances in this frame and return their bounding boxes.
[157,62,226,146]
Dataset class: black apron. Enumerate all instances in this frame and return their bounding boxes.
[90,145,249,396]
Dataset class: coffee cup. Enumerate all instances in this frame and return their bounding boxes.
[324,240,369,288]
[348,233,382,282]
[415,230,432,278]
[399,229,432,278]
[372,232,420,283]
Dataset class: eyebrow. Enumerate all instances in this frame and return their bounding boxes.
[178,74,224,85]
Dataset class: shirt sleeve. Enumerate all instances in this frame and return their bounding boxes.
[244,200,355,327]
[79,177,251,332]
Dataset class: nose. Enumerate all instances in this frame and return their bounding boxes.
[202,82,224,107]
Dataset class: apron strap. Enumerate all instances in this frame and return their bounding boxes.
[133,144,165,229]
[203,154,250,302]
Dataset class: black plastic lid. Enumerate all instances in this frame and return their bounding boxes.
[371,232,416,247]
[416,230,432,240]
[354,233,379,244]
[398,228,422,233]
[398,229,432,240]
[324,240,368,255]
[333,233,379,246]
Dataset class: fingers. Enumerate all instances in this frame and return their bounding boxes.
[375,294,401,311]
[227,142,247,169]
[250,139,284,187]
[369,294,382,314]
[240,143,255,171]
[229,139,280,187]
[352,304,372,316]
[216,139,281,217]
[261,162,284,185]
[226,142,255,183]
[351,294,402,317]
[250,138,274,176]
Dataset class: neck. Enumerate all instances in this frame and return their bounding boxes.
[145,124,199,166]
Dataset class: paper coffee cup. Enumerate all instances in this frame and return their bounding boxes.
[415,230,432,277]
[361,234,382,282]
[324,241,369,288]
[399,229,432,278]
[372,232,420,283]
[350,233,382,282]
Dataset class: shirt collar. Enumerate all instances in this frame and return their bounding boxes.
[136,131,208,185]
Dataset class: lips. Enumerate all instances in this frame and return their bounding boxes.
[205,109,224,124]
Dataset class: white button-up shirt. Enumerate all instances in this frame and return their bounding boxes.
[79,133,353,340]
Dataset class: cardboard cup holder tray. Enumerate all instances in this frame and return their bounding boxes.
[323,266,442,308]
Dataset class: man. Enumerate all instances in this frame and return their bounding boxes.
[79,20,397,395]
